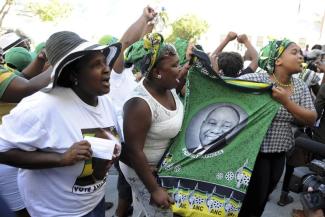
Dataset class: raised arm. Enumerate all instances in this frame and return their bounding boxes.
[113,6,157,73]
[211,31,237,58]
[21,49,49,79]
[1,68,51,103]
[237,34,258,72]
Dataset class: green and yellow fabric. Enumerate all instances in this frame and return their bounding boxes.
[158,57,279,217]
[124,33,165,74]
[0,65,20,123]
[125,35,190,70]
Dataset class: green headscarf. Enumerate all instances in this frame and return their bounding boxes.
[258,38,293,74]
[124,33,164,75]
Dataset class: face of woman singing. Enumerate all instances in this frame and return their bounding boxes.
[276,43,304,75]
[75,51,111,97]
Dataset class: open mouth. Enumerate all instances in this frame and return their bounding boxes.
[102,77,110,86]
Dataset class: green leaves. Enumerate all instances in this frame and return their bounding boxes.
[27,0,72,22]
[166,14,209,42]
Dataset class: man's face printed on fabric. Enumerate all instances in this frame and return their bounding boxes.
[199,106,240,146]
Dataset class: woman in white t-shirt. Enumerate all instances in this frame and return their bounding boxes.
[119,33,184,216]
[0,31,121,217]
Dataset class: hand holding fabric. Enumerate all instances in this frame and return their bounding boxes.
[272,86,291,106]
[150,187,174,209]
[60,140,92,166]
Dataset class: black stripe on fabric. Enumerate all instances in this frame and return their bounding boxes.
[159,176,245,201]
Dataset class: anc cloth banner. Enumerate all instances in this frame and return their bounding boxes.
[158,60,280,217]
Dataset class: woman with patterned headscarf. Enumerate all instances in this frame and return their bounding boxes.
[119,33,184,216]
[238,39,317,217]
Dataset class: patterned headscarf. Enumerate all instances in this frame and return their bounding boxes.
[124,33,166,75]
[258,38,293,74]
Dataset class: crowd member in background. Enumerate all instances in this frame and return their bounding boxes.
[99,6,157,217]
[210,31,258,77]
[4,47,32,72]
[311,44,322,50]
[0,32,30,52]
[0,31,50,104]
[313,62,325,144]
[120,33,184,216]
[294,47,325,100]
[303,44,309,57]
[0,31,122,217]
[238,39,317,217]
[0,35,50,217]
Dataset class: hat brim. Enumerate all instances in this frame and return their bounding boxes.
[3,38,26,53]
[44,41,121,91]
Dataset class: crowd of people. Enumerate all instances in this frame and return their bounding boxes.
[0,5,325,217]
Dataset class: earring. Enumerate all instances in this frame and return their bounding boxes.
[157,74,162,79]
[74,79,78,86]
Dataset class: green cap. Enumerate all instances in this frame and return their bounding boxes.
[5,47,32,71]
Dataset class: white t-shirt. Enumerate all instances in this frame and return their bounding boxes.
[0,87,121,217]
[108,67,137,134]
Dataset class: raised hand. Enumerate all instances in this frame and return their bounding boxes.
[226,31,237,41]
[237,34,249,44]
[143,6,157,22]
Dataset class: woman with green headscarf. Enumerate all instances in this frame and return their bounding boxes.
[119,33,185,216]
[237,39,317,216]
